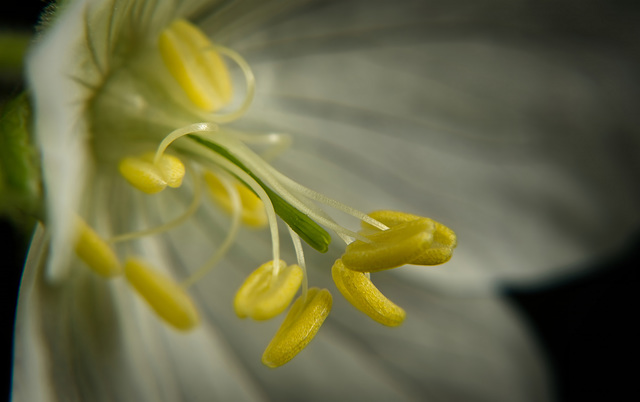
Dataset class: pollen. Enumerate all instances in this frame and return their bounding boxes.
[119,152,185,194]
[124,257,199,331]
[74,217,122,277]
[159,19,232,112]
[234,260,303,320]
[203,170,268,227]
[364,210,457,266]
[262,288,332,368]
[341,218,436,272]
[331,259,405,327]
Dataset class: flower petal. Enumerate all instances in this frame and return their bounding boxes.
[167,218,552,401]
[27,0,92,282]
[14,225,267,402]
[231,0,640,291]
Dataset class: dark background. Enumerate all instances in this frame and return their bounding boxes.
[1,1,638,401]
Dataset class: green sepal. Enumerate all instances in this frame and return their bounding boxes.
[0,32,31,78]
[190,135,331,253]
[0,93,43,223]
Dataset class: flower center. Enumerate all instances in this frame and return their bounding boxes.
[73,18,457,367]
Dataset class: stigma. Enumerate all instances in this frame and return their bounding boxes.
[76,19,457,367]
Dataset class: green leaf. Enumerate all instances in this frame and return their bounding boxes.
[0,93,42,223]
[190,135,331,253]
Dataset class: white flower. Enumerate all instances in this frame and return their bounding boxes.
[12,0,640,401]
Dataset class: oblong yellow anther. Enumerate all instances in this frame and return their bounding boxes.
[204,171,268,227]
[262,288,332,368]
[341,218,435,272]
[234,260,303,320]
[159,19,232,111]
[74,217,122,277]
[119,152,185,194]
[124,258,199,331]
[331,259,405,327]
[365,210,457,265]
[155,153,186,188]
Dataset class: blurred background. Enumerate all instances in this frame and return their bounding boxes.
[1,1,638,401]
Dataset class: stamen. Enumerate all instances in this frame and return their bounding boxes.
[234,260,303,321]
[262,287,332,368]
[224,129,292,162]
[331,259,405,327]
[109,163,203,243]
[208,45,255,124]
[156,153,185,188]
[264,163,389,231]
[203,169,267,227]
[192,148,281,265]
[124,257,199,331]
[80,13,461,369]
[364,211,457,265]
[209,132,367,241]
[288,226,309,301]
[203,130,385,232]
[74,217,122,277]
[186,134,332,253]
[181,171,242,288]
[159,19,232,112]
[158,20,255,124]
[155,122,218,164]
[341,218,436,272]
[119,152,185,194]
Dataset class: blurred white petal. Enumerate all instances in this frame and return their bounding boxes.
[15,218,552,401]
[14,0,640,401]
[27,0,90,281]
[222,0,640,292]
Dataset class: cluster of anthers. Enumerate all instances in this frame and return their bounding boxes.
[72,19,457,367]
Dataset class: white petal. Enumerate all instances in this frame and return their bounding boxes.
[27,0,92,282]
[164,215,553,401]
[13,225,267,401]
[222,0,640,291]
[12,225,55,402]
[16,193,554,401]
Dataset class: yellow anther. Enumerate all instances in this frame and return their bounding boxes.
[155,153,186,188]
[74,217,122,277]
[159,19,232,112]
[341,218,435,272]
[262,288,332,368]
[234,260,303,321]
[204,171,268,227]
[119,152,185,194]
[365,210,457,265]
[331,259,405,327]
[124,258,199,331]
